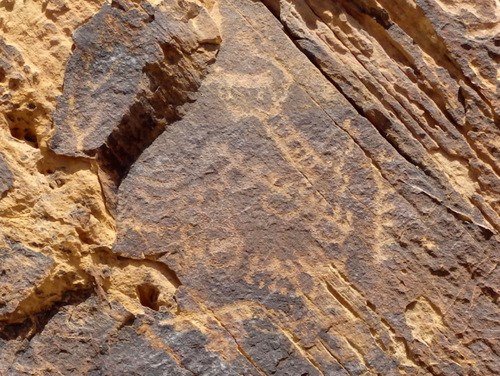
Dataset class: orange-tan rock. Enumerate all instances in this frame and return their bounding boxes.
[1,0,499,375]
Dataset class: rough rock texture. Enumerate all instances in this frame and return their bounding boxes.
[50,0,221,186]
[0,153,12,196]
[0,0,499,375]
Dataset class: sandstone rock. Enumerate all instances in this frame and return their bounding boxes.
[50,0,221,186]
[0,0,499,375]
[0,154,12,196]
[0,242,53,320]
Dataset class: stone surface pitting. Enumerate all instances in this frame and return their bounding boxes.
[0,0,499,375]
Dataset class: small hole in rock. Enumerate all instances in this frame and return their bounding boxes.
[6,110,39,148]
[8,78,20,91]
[429,268,451,277]
[111,0,126,10]
[366,300,377,311]
[23,129,37,144]
[136,284,160,311]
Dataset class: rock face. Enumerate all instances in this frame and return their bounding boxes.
[0,0,499,375]
[50,0,221,185]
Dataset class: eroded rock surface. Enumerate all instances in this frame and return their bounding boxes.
[0,154,12,196]
[0,0,499,375]
[50,0,221,186]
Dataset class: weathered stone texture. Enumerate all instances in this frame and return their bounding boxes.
[0,0,499,375]
[0,154,12,196]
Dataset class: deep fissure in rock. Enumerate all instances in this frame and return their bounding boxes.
[94,40,218,187]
